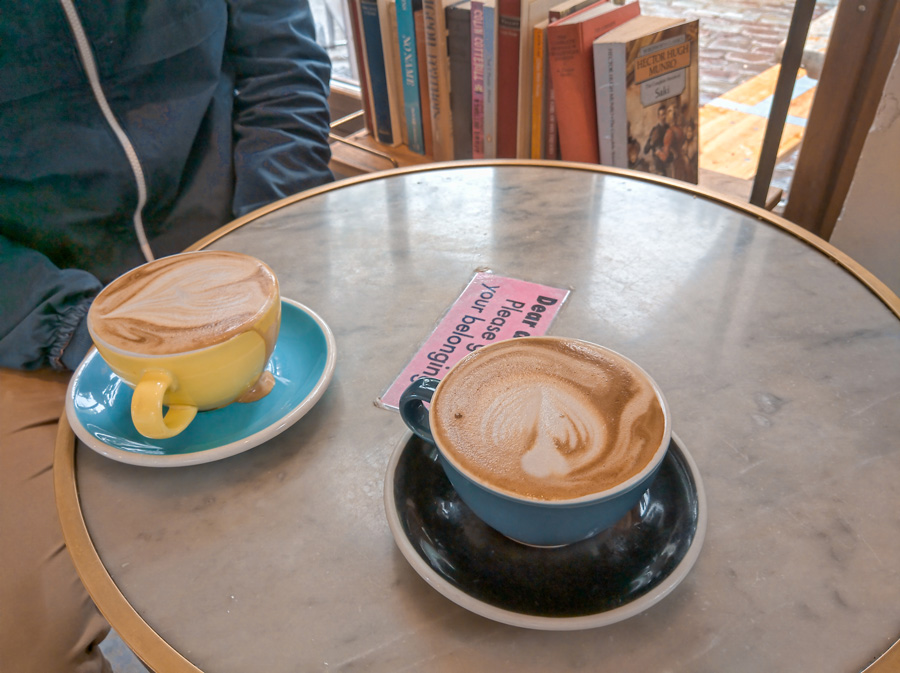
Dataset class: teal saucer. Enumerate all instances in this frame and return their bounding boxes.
[66,298,336,467]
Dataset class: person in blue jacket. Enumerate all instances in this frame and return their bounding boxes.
[0,0,333,669]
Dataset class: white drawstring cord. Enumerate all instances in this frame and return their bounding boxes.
[58,0,155,263]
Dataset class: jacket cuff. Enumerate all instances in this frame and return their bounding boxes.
[55,299,95,371]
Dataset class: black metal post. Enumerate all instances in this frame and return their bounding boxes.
[749,0,817,208]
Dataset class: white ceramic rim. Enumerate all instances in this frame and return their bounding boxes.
[65,298,336,468]
[427,336,673,505]
[384,429,707,631]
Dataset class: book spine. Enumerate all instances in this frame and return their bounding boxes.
[545,80,558,158]
[382,0,407,145]
[516,0,564,159]
[542,0,595,157]
[685,23,700,184]
[530,23,546,158]
[593,41,627,167]
[547,0,594,22]
[547,0,639,163]
[359,0,395,144]
[413,7,435,156]
[471,1,486,158]
[447,2,473,159]
[347,0,377,137]
[547,21,596,162]
[482,0,498,157]
[422,0,456,160]
[495,0,520,158]
[396,0,426,153]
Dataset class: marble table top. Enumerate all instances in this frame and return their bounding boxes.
[57,162,900,672]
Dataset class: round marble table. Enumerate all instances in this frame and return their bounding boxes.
[56,162,900,672]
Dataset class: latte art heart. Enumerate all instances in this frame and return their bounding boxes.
[484,384,606,479]
[89,251,279,355]
[432,338,666,501]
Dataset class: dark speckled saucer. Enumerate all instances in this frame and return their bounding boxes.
[384,432,706,630]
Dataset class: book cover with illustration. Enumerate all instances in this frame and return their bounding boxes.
[593,16,699,183]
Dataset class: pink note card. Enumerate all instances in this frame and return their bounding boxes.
[378,271,570,409]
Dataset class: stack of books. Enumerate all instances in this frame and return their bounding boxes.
[348,0,700,182]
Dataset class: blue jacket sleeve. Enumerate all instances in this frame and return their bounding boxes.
[227,0,335,216]
[0,234,101,371]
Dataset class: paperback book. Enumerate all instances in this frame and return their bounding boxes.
[423,0,461,159]
[447,0,474,158]
[379,0,407,145]
[348,0,377,138]
[593,16,699,182]
[413,6,436,155]
[359,0,398,144]
[471,0,488,157]
[481,0,498,157]
[514,0,565,158]
[396,0,427,153]
[546,0,640,163]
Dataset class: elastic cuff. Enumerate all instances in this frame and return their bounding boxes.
[53,299,95,371]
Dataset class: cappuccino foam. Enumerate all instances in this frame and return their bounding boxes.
[431,338,666,501]
[89,251,279,355]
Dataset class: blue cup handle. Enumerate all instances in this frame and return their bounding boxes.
[398,377,441,444]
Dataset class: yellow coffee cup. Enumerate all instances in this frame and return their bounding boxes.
[87,251,281,439]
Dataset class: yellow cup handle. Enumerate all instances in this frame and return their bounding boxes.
[131,370,197,439]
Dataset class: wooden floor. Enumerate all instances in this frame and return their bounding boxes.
[698,65,817,181]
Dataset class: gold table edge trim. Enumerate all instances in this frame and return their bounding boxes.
[53,413,202,673]
[54,160,900,673]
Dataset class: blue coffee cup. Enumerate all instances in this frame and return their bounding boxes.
[398,337,671,547]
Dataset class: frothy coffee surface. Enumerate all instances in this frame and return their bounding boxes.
[89,251,279,355]
[432,338,666,501]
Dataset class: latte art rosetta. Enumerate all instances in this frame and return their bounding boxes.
[432,338,666,501]
[90,251,279,355]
